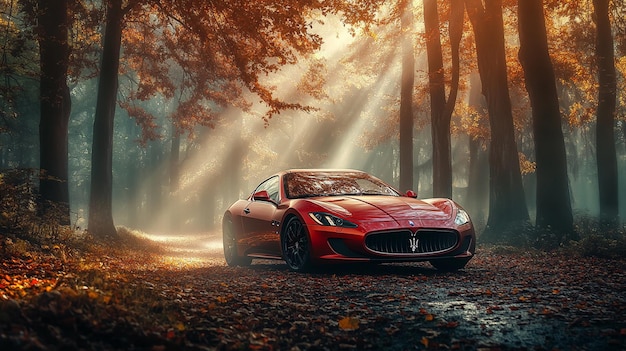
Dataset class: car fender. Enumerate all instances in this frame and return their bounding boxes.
[422,198,455,220]
[224,200,251,237]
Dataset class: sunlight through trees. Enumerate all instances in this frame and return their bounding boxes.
[0,0,624,244]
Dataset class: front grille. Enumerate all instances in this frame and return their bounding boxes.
[365,229,458,255]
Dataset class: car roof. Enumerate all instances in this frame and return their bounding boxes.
[282,169,366,174]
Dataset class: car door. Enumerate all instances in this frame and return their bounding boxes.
[241,176,282,255]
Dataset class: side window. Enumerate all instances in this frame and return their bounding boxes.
[253,176,280,203]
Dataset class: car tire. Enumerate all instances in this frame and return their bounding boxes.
[281,216,312,272]
[429,258,470,271]
[223,216,252,267]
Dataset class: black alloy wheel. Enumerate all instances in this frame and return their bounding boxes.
[282,216,312,272]
[223,217,252,266]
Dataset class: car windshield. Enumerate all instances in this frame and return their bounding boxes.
[284,171,399,199]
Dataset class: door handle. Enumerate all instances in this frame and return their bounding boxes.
[243,208,250,214]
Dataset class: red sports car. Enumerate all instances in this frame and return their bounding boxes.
[223,169,475,272]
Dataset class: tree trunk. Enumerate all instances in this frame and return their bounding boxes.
[399,0,415,193]
[593,0,618,226]
[517,0,574,238]
[88,0,123,238]
[423,0,463,198]
[465,0,529,235]
[38,0,71,224]
[423,0,449,198]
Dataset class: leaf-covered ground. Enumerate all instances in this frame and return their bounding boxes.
[1,230,625,350]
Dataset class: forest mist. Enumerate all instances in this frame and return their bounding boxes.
[1,1,625,238]
[65,42,626,235]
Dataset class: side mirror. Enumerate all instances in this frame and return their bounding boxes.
[252,190,272,202]
[405,190,418,198]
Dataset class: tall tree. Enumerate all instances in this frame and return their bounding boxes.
[86,0,382,237]
[423,0,447,197]
[423,0,463,198]
[517,0,574,237]
[592,0,618,226]
[465,0,529,234]
[38,0,71,224]
[399,0,414,192]
[88,0,125,237]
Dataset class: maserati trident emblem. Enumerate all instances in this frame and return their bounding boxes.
[409,220,415,227]
[409,234,419,253]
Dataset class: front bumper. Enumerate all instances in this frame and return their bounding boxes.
[306,221,476,264]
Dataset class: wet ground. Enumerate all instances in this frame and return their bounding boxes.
[2,231,625,350]
[133,231,626,350]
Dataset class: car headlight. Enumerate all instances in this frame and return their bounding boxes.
[454,209,471,226]
[309,212,357,228]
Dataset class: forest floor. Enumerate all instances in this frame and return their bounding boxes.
[1,229,626,351]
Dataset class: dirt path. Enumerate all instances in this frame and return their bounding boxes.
[1,231,625,350]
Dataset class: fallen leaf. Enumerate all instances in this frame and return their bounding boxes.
[338,317,359,331]
[444,321,459,328]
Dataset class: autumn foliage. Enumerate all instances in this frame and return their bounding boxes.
[1,1,626,349]
[1,230,626,349]
[0,2,625,243]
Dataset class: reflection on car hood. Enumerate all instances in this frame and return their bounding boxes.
[309,196,452,222]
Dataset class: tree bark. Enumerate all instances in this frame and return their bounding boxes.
[399,0,415,193]
[423,0,463,198]
[517,0,574,237]
[38,0,71,224]
[465,0,529,234]
[423,0,449,198]
[592,0,618,226]
[88,0,123,237]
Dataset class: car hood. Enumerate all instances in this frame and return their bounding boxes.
[309,196,452,223]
